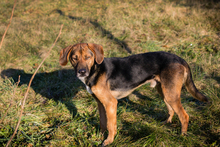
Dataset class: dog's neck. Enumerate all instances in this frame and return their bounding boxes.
[78,76,93,94]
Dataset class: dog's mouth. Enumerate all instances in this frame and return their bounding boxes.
[77,74,88,78]
[77,70,89,84]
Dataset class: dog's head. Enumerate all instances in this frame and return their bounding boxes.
[59,43,104,78]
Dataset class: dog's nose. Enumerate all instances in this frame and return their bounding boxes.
[78,69,86,75]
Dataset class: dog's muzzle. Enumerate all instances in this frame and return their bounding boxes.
[77,68,89,77]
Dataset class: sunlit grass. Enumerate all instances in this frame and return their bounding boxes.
[0,0,220,146]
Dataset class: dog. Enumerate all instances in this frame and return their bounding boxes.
[59,43,208,146]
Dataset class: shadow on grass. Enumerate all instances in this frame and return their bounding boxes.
[118,88,220,145]
[117,92,168,142]
[178,0,220,9]
[188,104,220,145]
[2,68,219,145]
[213,76,220,84]
[1,68,82,118]
[53,9,132,54]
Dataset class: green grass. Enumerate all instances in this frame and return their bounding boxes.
[0,0,220,146]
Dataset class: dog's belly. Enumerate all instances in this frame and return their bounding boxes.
[110,79,157,99]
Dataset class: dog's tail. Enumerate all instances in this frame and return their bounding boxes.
[184,65,208,102]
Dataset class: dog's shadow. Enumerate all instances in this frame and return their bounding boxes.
[1,68,84,117]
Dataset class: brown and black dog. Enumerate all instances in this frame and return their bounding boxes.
[59,43,208,146]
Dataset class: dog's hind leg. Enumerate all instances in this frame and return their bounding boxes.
[156,83,174,123]
[164,99,175,123]
[160,64,189,134]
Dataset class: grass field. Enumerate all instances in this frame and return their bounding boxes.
[0,0,220,146]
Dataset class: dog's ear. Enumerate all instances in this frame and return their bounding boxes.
[59,45,74,66]
[87,43,104,64]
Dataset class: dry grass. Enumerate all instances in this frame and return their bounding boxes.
[0,0,220,146]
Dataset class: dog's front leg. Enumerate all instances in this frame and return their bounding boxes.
[102,97,118,146]
[93,96,107,133]
[91,87,118,146]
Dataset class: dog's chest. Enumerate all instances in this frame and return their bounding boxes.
[78,77,93,94]
[85,85,93,94]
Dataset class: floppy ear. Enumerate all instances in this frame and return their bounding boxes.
[59,45,74,66]
[87,43,104,64]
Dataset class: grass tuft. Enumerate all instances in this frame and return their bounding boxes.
[0,0,220,146]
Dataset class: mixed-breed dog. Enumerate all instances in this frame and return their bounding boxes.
[59,43,208,146]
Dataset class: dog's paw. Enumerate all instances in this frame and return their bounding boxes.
[101,138,114,147]
[161,119,172,125]
[181,132,188,136]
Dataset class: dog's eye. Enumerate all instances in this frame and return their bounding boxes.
[72,56,78,61]
[85,56,91,60]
